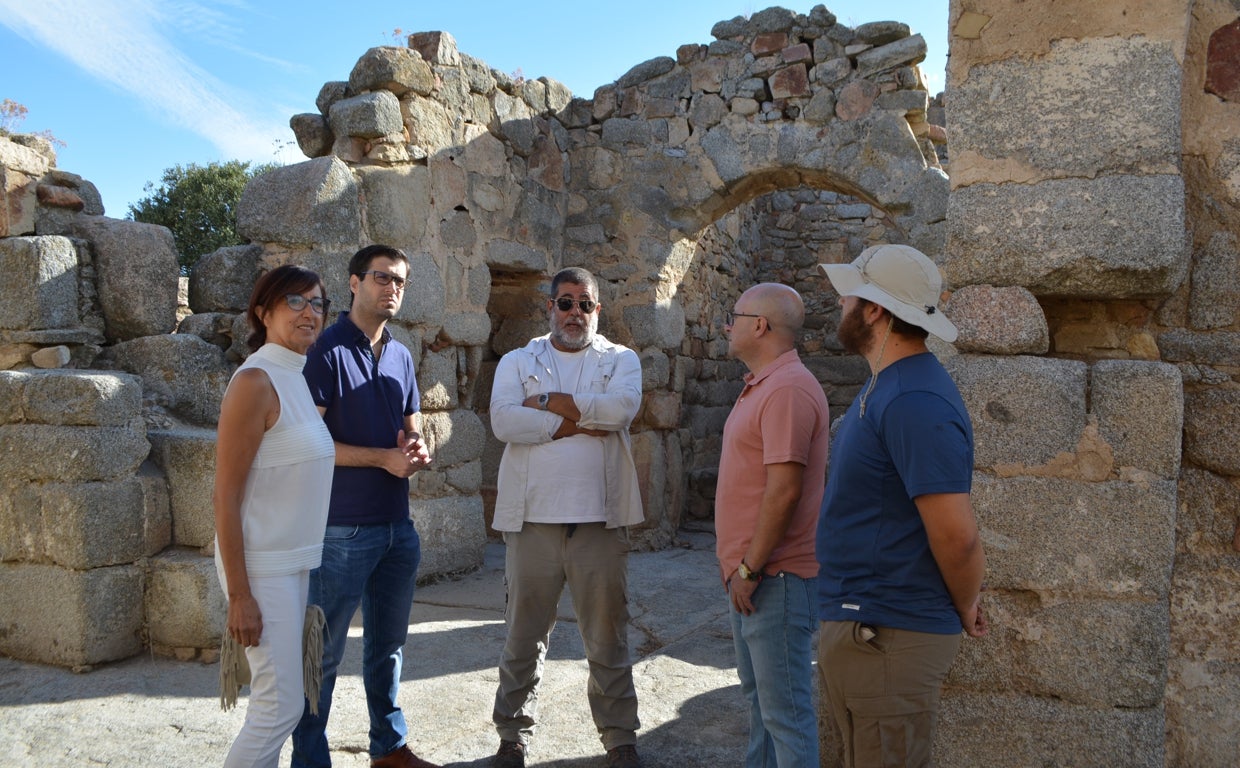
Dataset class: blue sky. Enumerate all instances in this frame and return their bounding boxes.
[0,1,947,218]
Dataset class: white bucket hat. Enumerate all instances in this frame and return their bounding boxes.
[817,244,958,342]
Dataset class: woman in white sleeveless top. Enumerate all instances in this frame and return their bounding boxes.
[214,265,335,768]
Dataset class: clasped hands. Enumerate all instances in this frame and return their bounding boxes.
[383,428,432,478]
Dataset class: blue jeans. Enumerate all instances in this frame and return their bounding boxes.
[291,520,421,768]
[729,572,819,768]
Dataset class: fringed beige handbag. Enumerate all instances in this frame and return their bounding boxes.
[301,605,325,714]
[220,605,327,715]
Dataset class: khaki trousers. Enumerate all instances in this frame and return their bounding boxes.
[818,620,961,768]
[493,522,639,750]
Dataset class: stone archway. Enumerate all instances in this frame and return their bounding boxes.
[671,181,912,522]
[275,7,951,551]
[551,6,948,540]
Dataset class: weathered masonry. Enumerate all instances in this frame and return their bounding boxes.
[2,2,1239,765]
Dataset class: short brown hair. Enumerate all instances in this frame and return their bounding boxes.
[349,244,410,276]
[245,264,327,351]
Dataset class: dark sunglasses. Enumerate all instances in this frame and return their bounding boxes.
[554,297,598,313]
[284,294,330,315]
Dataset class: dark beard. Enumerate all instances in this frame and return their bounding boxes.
[836,303,872,356]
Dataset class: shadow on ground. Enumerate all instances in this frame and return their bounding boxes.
[0,530,751,767]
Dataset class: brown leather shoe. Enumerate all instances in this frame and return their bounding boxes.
[605,744,643,768]
[493,739,526,768]
[370,745,440,768]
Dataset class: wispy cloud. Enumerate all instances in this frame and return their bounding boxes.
[156,0,307,73]
[0,0,290,161]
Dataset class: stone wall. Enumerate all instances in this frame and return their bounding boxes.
[1166,1,1240,764]
[1,3,941,665]
[936,0,1237,765]
[272,5,944,553]
[2,2,1239,764]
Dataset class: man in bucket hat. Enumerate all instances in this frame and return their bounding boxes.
[815,244,988,768]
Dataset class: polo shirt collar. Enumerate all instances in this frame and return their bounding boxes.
[742,348,800,387]
[336,311,392,346]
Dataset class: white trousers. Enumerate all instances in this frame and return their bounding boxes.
[219,568,309,768]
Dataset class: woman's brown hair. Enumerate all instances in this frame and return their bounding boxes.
[245,265,328,351]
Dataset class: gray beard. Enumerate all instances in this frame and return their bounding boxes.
[551,327,592,350]
[550,314,595,350]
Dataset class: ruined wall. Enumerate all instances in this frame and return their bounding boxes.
[3,2,1238,764]
[1167,1,1240,764]
[270,6,945,552]
[0,137,216,667]
[939,0,1237,766]
[550,6,947,548]
[0,3,943,668]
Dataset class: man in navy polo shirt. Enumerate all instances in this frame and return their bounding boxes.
[293,244,438,768]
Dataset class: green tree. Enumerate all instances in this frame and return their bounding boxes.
[128,160,275,273]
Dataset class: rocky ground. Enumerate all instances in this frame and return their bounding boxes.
[0,529,768,767]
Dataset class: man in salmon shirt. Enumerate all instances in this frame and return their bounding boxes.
[715,282,830,768]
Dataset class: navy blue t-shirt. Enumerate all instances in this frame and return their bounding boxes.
[816,352,973,634]
[302,312,420,526]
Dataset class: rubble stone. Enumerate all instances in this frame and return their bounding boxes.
[146,428,217,550]
[946,285,1049,355]
[1091,360,1183,478]
[106,334,231,426]
[348,46,434,97]
[0,236,78,330]
[145,548,226,653]
[188,244,262,314]
[972,475,1175,597]
[237,157,361,248]
[0,562,144,667]
[1184,388,1240,476]
[945,355,1087,471]
[66,217,179,341]
[946,176,1188,297]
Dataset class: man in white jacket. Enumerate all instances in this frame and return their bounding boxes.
[488,267,645,768]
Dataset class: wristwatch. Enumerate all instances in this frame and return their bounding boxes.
[737,559,762,581]
[537,393,550,410]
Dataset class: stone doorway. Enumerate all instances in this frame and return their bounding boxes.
[675,183,908,525]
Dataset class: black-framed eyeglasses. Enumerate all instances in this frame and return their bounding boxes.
[725,310,762,326]
[284,294,330,315]
[554,297,598,313]
[357,270,407,290]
